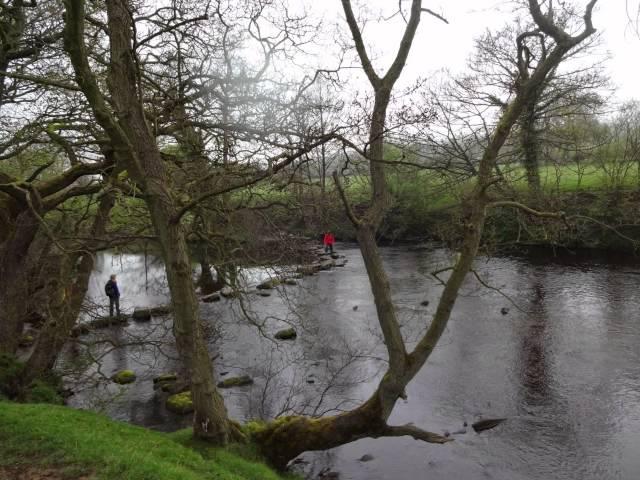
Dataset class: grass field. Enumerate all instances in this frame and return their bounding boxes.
[0,402,295,480]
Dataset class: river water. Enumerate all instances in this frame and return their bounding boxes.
[62,244,640,480]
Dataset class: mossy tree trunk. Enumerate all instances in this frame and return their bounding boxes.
[254,0,598,469]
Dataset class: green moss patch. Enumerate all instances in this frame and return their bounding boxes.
[112,370,136,385]
[166,391,194,414]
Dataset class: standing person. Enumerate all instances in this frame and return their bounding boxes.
[105,274,121,317]
[323,231,335,254]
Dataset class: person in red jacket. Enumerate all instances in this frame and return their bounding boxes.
[323,231,335,254]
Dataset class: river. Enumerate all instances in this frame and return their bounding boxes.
[61,244,640,480]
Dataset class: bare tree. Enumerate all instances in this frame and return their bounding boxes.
[249,0,599,470]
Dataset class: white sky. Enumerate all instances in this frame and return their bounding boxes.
[304,0,639,103]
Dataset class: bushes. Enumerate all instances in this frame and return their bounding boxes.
[0,354,62,404]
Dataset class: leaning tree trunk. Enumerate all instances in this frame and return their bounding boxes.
[252,0,598,469]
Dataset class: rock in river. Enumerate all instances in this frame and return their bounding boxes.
[472,418,506,432]
[166,391,193,414]
[257,279,280,290]
[202,292,221,303]
[132,305,172,321]
[153,373,177,384]
[217,375,253,388]
[112,370,136,385]
[274,327,297,340]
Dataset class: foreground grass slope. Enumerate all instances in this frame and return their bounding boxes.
[0,402,292,480]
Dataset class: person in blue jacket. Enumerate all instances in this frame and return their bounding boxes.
[105,274,121,317]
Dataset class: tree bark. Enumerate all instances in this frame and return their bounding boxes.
[0,201,42,355]
[24,189,115,381]
[521,98,542,193]
[62,0,238,444]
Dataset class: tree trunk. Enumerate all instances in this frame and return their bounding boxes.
[253,396,385,470]
[105,0,235,443]
[24,189,115,381]
[521,99,541,193]
[0,206,41,355]
[62,0,237,444]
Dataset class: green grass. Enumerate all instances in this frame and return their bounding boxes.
[503,163,640,193]
[222,161,640,238]
[0,402,295,480]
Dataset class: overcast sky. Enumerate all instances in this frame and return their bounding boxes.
[305,0,639,103]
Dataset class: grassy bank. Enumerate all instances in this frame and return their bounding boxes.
[270,162,640,248]
[0,402,294,480]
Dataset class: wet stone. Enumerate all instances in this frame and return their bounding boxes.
[274,327,297,340]
[472,418,506,433]
[132,309,151,321]
[257,279,280,290]
[220,287,238,298]
[202,292,221,303]
[152,373,177,384]
[112,370,136,385]
[217,375,253,388]
[166,391,193,414]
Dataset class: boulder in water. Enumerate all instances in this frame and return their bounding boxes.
[274,327,297,340]
[152,373,177,384]
[358,454,374,462]
[201,292,221,303]
[147,305,172,316]
[319,260,335,271]
[166,391,193,414]
[217,375,253,388]
[257,279,280,290]
[220,286,240,298]
[472,418,506,432]
[500,307,509,315]
[132,309,151,321]
[112,370,136,385]
[89,315,128,329]
[132,305,172,321]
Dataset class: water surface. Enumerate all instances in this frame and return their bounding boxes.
[64,245,640,480]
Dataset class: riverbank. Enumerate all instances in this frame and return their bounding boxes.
[304,189,640,253]
[0,402,295,480]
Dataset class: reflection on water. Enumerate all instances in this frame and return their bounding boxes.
[63,246,640,480]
